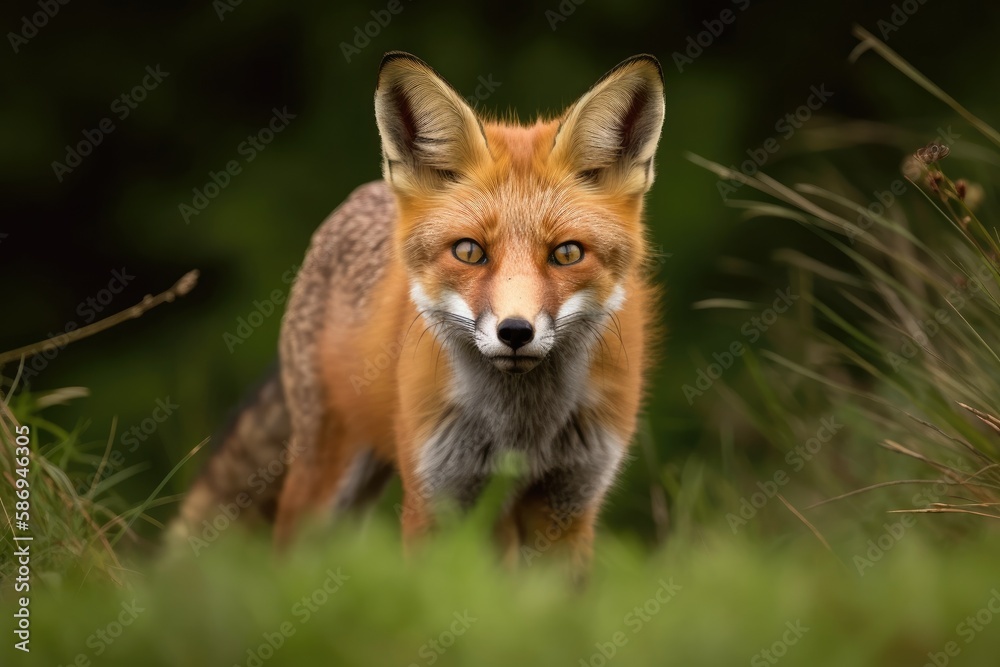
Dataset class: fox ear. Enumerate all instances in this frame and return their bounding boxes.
[552,54,665,194]
[374,52,490,194]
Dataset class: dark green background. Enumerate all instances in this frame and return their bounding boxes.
[3,0,998,539]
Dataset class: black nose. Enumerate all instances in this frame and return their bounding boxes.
[497,318,534,350]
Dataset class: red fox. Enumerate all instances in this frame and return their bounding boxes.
[174,52,665,571]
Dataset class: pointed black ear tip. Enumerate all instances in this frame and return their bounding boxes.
[376,51,431,84]
[375,52,471,103]
[591,54,664,91]
[623,54,664,83]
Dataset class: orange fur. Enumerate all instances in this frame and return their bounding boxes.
[270,53,665,572]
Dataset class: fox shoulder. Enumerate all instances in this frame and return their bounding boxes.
[284,180,396,332]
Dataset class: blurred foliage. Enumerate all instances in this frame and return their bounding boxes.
[11,521,1000,667]
[3,0,1000,583]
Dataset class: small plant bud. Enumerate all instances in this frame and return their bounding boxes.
[915,142,950,163]
[925,170,943,194]
[964,182,985,210]
[955,179,968,200]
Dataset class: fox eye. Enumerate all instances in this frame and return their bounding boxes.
[550,242,584,266]
[452,239,487,265]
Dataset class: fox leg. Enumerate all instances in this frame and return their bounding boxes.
[398,474,433,549]
[398,471,490,551]
[273,412,346,547]
[274,416,394,546]
[397,429,489,551]
[496,467,609,577]
[496,414,629,576]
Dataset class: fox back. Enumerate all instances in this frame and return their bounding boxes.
[175,52,665,573]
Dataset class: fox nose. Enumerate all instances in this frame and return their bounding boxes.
[497,318,534,350]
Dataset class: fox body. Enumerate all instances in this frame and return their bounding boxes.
[175,53,664,570]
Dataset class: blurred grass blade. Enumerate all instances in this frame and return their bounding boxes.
[850,25,1000,149]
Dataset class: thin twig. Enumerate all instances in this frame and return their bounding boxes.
[0,270,199,366]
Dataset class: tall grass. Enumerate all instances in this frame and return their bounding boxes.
[1,384,129,586]
[689,28,1000,542]
[0,271,200,585]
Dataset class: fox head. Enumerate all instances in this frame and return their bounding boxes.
[375,52,664,375]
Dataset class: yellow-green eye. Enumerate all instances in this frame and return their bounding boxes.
[452,239,487,265]
[551,242,584,266]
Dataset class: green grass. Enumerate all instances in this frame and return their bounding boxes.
[11,520,1000,666]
